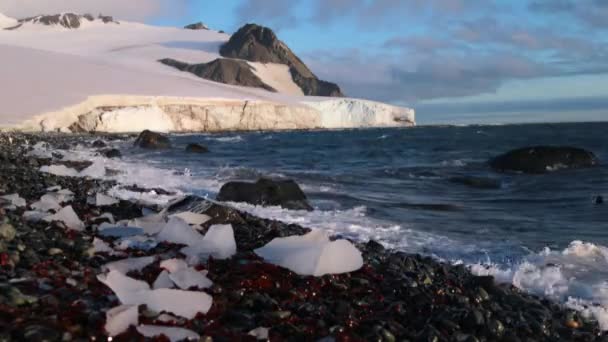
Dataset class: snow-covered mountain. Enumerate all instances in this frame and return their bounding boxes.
[0,12,415,132]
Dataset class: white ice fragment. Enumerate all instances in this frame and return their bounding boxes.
[105,305,139,337]
[249,327,270,340]
[40,165,79,177]
[254,229,363,276]
[169,212,211,226]
[169,268,213,290]
[1,194,26,208]
[80,160,107,178]
[91,237,114,254]
[43,205,85,231]
[102,256,156,274]
[137,325,200,342]
[181,224,237,261]
[128,212,167,235]
[139,288,212,319]
[31,195,61,212]
[23,211,49,222]
[95,193,120,206]
[97,270,150,304]
[160,258,188,273]
[153,270,175,289]
[157,217,204,246]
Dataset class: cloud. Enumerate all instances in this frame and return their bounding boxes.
[234,0,303,29]
[529,0,608,28]
[0,0,188,21]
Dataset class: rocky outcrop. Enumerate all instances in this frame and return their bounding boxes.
[159,58,275,92]
[134,130,171,149]
[217,178,313,211]
[490,146,599,174]
[7,13,118,30]
[184,22,209,30]
[185,143,209,153]
[220,24,344,97]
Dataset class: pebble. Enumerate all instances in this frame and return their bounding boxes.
[0,223,16,241]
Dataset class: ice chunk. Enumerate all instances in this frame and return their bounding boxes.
[169,268,213,290]
[181,224,237,260]
[23,211,49,222]
[169,212,211,226]
[31,195,61,212]
[91,237,114,254]
[160,258,188,273]
[1,194,26,208]
[43,206,85,231]
[140,288,213,319]
[249,327,270,340]
[137,325,200,342]
[254,229,363,276]
[80,160,106,178]
[102,256,156,274]
[99,271,213,319]
[157,217,204,246]
[105,305,138,337]
[95,193,120,206]
[97,270,150,304]
[153,270,175,289]
[129,213,167,235]
[115,236,158,251]
[40,165,79,177]
[99,227,144,238]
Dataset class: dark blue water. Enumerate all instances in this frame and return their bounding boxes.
[124,122,608,265]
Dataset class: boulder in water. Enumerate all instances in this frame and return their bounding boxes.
[134,130,171,149]
[101,149,122,158]
[217,178,313,211]
[489,146,599,174]
[185,143,209,154]
[594,196,604,205]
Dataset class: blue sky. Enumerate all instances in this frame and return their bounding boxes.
[3,0,606,124]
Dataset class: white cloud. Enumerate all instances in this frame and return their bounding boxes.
[0,0,188,21]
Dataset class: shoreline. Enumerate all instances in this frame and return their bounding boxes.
[0,132,605,340]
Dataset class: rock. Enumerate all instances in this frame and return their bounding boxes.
[134,130,171,149]
[489,146,599,174]
[184,22,209,30]
[185,143,209,154]
[159,58,275,92]
[449,176,501,189]
[217,178,313,211]
[101,148,121,158]
[0,223,16,241]
[219,24,344,97]
[16,13,118,29]
[91,140,106,148]
[594,196,604,205]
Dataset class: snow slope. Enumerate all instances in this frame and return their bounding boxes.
[0,14,415,131]
[0,12,17,29]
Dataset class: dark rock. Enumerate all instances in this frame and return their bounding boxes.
[101,148,121,158]
[489,146,599,174]
[98,15,117,24]
[594,196,604,205]
[184,22,209,30]
[16,13,118,29]
[217,178,313,211]
[185,143,209,154]
[449,176,502,189]
[134,130,171,149]
[220,24,344,97]
[159,58,275,92]
[91,140,106,148]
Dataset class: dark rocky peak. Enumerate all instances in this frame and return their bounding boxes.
[220,23,344,97]
[11,13,118,29]
[184,22,209,30]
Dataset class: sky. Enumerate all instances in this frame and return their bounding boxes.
[1,0,607,124]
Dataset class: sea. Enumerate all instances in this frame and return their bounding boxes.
[69,121,608,326]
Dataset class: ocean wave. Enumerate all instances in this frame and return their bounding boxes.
[206,135,244,143]
[469,240,608,330]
